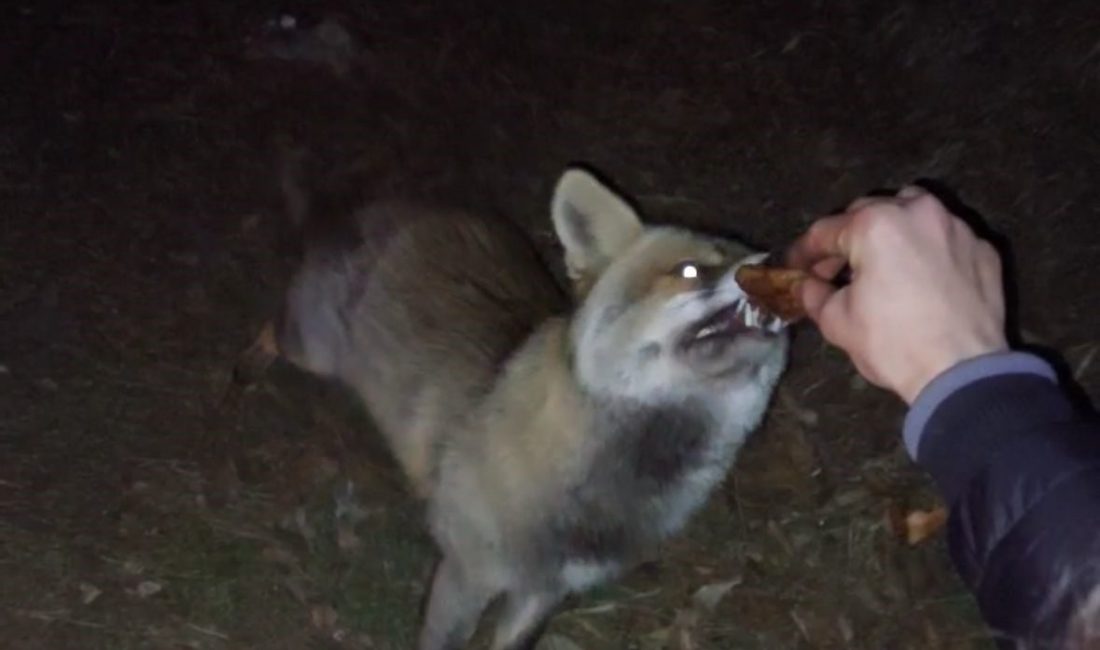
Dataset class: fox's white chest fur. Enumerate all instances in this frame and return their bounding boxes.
[273,166,787,650]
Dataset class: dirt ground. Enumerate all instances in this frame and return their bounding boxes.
[2,1,1099,648]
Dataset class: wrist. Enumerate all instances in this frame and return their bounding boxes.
[901,351,1060,463]
[899,339,1009,404]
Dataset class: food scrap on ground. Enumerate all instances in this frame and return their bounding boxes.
[887,505,949,546]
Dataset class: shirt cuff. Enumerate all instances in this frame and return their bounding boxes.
[902,351,1058,460]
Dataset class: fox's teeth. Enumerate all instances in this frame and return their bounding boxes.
[697,324,720,339]
[735,300,752,328]
[696,300,791,340]
[745,303,759,328]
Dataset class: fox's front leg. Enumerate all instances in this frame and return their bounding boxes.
[418,555,496,650]
[491,589,564,650]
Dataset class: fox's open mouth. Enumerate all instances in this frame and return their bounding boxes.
[680,298,783,350]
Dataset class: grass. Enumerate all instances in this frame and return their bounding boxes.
[148,519,285,632]
[304,491,434,648]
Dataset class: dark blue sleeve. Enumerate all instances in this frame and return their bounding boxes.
[906,352,1100,647]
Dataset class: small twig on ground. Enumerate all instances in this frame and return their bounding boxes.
[186,622,230,640]
[730,473,749,539]
[1073,343,1099,380]
[789,608,811,642]
[13,606,203,644]
[13,608,107,630]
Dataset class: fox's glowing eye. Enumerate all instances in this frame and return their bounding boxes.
[676,262,700,280]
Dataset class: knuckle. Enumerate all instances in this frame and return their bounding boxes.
[807,218,831,241]
[855,205,900,242]
[979,241,1002,269]
[805,217,843,255]
[845,196,878,212]
[896,184,927,200]
[913,203,954,238]
[849,203,881,227]
[909,191,944,212]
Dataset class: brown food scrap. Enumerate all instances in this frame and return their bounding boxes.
[886,504,949,546]
[233,320,280,386]
[734,264,808,322]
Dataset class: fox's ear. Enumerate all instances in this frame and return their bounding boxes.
[551,168,643,285]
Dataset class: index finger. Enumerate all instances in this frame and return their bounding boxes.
[784,212,855,271]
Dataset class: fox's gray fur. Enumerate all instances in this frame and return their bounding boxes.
[265,166,788,649]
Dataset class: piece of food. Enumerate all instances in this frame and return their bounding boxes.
[734,264,808,322]
[886,504,949,545]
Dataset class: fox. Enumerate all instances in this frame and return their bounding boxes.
[248,164,789,649]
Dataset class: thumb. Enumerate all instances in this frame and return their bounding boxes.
[800,275,835,323]
[799,277,854,349]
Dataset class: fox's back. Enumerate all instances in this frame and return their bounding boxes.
[278,201,567,488]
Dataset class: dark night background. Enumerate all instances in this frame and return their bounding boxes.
[2,1,1098,648]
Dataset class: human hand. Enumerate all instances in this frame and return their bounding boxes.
[786,186,1009,404]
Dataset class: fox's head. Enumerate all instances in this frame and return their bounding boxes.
[552,167,788,402]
